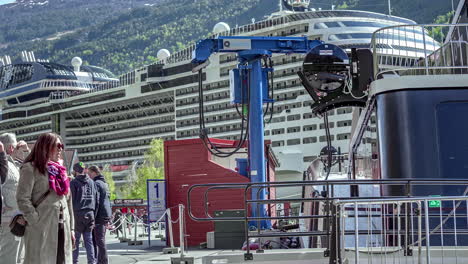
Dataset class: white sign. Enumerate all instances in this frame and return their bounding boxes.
[223,39,252,50]
[147,180,166,222]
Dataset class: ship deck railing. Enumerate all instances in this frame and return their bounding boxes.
[371,23,468,78]
[187,179,468,263]
[48,80,120,102]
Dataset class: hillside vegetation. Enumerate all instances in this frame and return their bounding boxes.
[0,0,456,74]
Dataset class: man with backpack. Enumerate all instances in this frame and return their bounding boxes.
[70,162,98,264]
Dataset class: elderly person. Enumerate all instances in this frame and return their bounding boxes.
[0,133,23,263]
[12,140,30,165]
[16,132,75,264]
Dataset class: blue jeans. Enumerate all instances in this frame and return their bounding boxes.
[73,231,96,264]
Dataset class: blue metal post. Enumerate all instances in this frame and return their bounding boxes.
[247,57,270,229]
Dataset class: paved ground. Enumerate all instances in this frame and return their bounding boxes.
[77,226,167,264]
[76,227,468,263]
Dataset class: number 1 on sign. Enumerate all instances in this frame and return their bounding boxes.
[154,183,159,198]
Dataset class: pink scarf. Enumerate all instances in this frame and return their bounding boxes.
[47,161,70,196]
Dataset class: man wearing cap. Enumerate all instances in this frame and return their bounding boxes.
[87,165,112,264]
[70,162,98,264]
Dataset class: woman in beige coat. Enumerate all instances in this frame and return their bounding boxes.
[16,133,75,264]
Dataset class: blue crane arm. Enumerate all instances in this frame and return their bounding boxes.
[191,36,323,65]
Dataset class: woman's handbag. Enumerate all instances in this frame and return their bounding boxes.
[9,190,50,237]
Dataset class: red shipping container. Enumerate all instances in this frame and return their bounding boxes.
[164,138,277,247]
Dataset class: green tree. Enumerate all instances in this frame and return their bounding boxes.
[428,11,454,43]
[122,138,164,199]
[102,165,117,200]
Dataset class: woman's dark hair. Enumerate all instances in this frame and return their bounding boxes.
[24,132,62,174]
[88,165,101,175]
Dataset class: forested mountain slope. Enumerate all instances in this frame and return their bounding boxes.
[0,0,456,74]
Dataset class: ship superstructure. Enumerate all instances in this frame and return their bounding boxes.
[0,9,435,184]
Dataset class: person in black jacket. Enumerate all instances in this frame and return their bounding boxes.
[70,162,98,264]
[88,166,112,264]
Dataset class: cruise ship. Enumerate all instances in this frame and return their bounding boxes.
[0,0,437,187]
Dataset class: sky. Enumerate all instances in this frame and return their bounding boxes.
[0,0,15,5]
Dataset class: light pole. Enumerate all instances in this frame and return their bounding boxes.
[388,0,392,16]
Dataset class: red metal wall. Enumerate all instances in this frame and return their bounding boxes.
[164,138,276,247]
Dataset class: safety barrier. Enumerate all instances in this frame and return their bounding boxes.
[335,195,468,264]
[187,179,468,262]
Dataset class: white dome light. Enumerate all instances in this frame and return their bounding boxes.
[157,49,171,61]
[71,57,82,72]
[213,22,230,35]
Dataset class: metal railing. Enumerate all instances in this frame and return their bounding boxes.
[335,195,468,264]
[371,23,468,78]
[187,179,468,262]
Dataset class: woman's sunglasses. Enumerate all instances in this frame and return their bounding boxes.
[57,143,64,150]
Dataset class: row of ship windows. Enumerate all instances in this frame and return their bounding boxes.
[6,116,50,134]
[175,100,351,119]
[221,66,301,78]
[71,126,175,146]
[80,136,174,165]
[77,135,172,154]
[141,74,203,93]
[177,89,307,114]
[66,98,173,120]
[176,91,230,106]
[56,91,126,111]
[67,106,174,128]
[177,108,353,129]
[267,120,352,135]
[269,107,353,123]
[176,80,230,96]
[14,125,50,135]
[68,116,174,137]
[79,136,176,164]
[177,80,305,108]
[271,133,351,147]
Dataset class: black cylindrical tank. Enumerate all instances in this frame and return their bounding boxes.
[377,88,468,196]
